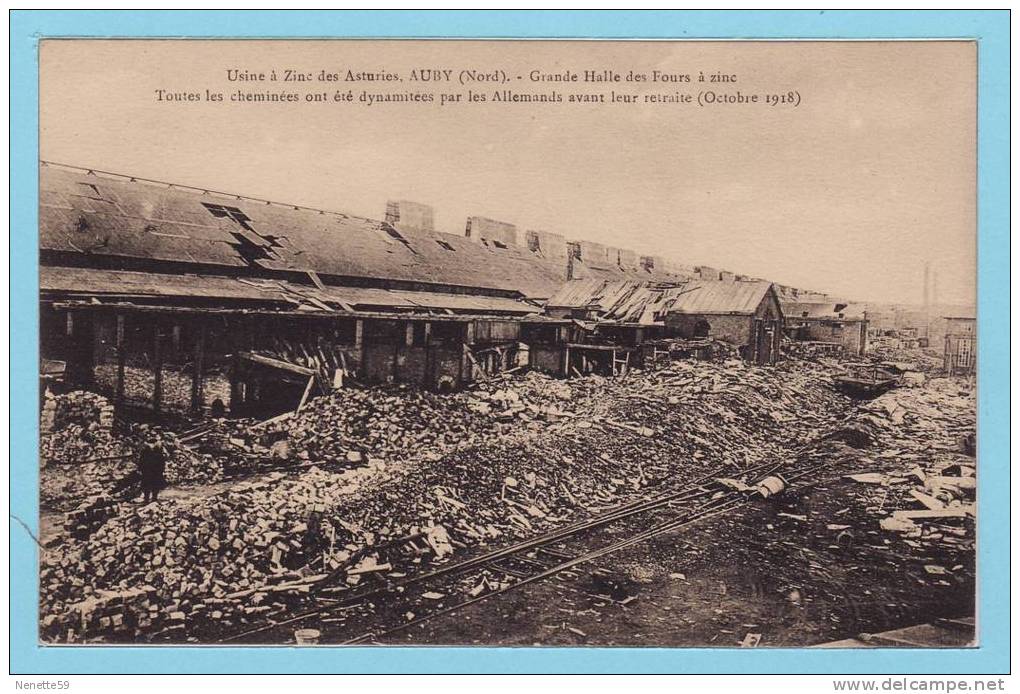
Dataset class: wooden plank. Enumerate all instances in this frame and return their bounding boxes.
[565,343,635,352]
[191,323,206,413]
[115,314,126,405]
[238,351,316,376]
[152,323,163,414]
[297,375,316,411]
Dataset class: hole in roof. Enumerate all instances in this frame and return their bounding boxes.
[383,226,406,242]
[436,239,455,251]
[73,183,105,201]
[492,240,508,249]
[202,202,255,231]
[380,223,418,255]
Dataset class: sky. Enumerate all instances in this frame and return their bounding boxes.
[40,40,976,305]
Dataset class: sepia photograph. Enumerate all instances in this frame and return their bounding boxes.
[33,36,979,651]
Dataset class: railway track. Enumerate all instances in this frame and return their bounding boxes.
[219,449,837,645]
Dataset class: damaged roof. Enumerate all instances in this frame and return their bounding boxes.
[782,301,867,321]
[568,258,695,284]
[666,280,777,316]
[547,278,779,324]
[40,266,541,315]
[39,165,567,300]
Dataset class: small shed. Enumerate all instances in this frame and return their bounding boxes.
[662,280,784,365]
[942,315,976,375]
[544,278,785,366]
[782,301,870,356]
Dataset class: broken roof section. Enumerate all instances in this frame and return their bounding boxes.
[39,164,567,300]
[40,266,542,316]
[782,301,868,321]
[547,278,781,325]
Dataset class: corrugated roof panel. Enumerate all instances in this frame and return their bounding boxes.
[40,266,540,316]
[663,280,774,315]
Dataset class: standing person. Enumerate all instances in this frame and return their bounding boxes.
[138,433,167,503]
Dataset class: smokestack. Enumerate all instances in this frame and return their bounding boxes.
[923,261,931,312]
[385,200,435,235]
[464,216,518,246]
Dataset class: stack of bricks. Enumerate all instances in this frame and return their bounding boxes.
[64,495,122,540]
[41,390,115,435]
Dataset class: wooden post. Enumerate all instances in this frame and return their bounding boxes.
[190,322,206,414]
[460,322,476,385]
[229,354,243,413]
[355,318,365,372]
[64,310,96,387]
[297,375,316,411]
[152,321,163,415]
[405,322,415,347]
[423,322,433,389]
[115,314,126,405]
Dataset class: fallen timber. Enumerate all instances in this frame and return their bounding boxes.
[220,447,837,645]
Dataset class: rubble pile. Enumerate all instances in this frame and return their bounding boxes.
[41,428,225,512]
[842,376,976,587]
[261,386,510,462]
[41,463,395,641]
[41,459,138,512]
[40,357,856,642]
[64,495,122,540]
[867,345,945,374]
[40,391,123,464]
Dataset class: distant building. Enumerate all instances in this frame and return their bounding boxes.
[782,302,870,356]
[942,315,976,375]
[545,278,784,366]
[39,163,570,409]
[662,280,784,365]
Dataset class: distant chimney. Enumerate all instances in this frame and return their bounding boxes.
[525,229,568,261]
[923,261,931,312]
[616,248,639,271]
[465,216,518,247]
[386,200,435,235]
[578,241,609,265]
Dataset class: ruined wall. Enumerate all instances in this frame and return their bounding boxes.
[667,313,753,346]
[474,320,521,344]
[802,320,867,355]
[394,345,428,384]
[529,345,565,376]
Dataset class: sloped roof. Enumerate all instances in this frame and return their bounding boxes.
[664,280,777,316]
[568,259,695,284]
[39,165,567,299]
[546,278,778,324]
[40,266,541,315]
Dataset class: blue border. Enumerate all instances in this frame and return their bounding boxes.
[10,10,1009,674]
